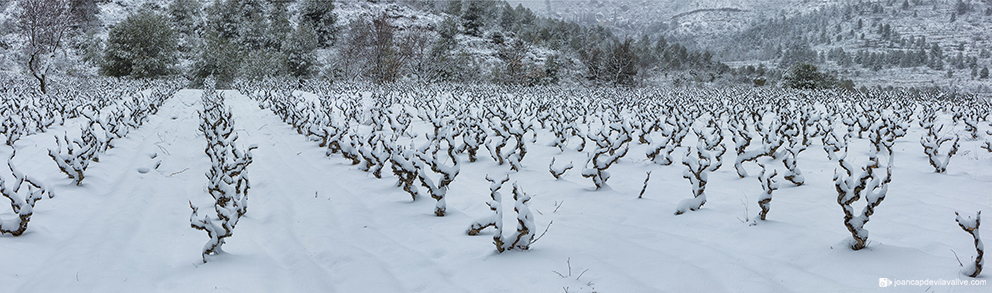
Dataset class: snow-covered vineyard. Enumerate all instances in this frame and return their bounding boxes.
[2,76,990,291]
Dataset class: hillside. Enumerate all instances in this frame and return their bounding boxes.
[521,0,992,92]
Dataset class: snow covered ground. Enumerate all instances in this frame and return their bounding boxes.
[1,89,991,292]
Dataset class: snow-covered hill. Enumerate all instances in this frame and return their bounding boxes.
[517,0,992,92]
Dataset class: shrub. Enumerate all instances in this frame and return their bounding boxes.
[100,10,177,78]
[782,63,833,90]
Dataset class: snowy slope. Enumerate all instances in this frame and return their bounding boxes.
[1,88,991,292]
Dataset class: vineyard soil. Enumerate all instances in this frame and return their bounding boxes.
[1,90,990,292]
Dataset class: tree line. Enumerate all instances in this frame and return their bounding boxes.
[8,0,848,90]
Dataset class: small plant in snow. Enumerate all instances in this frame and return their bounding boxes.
[920,124,959,173]
[645,129,678,165]
[778,122,806,186]
[676,145,712,215]
[48,130,98,186]
[414,145,460,217]
[834,150,891,250]
[503,119,533,171]
[358,132,388,178]
[469,179,536,252]
[695,118,726,172]
[638,171,651,199]
[467,174,509,236]
[580,125,630,190]
[548,157,573,180]
[756,164,778,221]
[955,211,984,278]
[387,143,420,201]
[458,120,487,162]
[499,182,535,252]
[734,119,783,178]
[339,133,363,165]
[1,151,54,236]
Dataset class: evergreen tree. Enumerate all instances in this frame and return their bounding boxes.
[462,0,484,37]
[192,31,240,87]
[236,0,267,51]
[544,54,560,84]
[515,4,534,25]
[300,0,339,48]
[283,23,319,78]
[981,66,989,79]
[204,0,241,40]
[783,63,831,89]
[100,10,177,78]
[955,0,971,15]
[70,0,100,30]
[499,3,515,30]
[427,17,459,80]
[265,1,292,51]
[446,0,462,15]
[240,49,287,80]
[169,0,202,36]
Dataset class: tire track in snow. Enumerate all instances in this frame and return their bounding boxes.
[6,90,211,292]
[223,91,477,292]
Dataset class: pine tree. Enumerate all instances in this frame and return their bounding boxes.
[265,1,292,51]
[446,0,462,15]
[236,0,267,51]
[300,0,339,48]
[70,0,100,30]
[192,32,240,87]
[100,10,177,78]
[499,3,515,30]
[981,66,989,79]
[783,63,828,89]
[168,0,201,37]
[283,23,319,78]
[462,0,484,37]
[204,0,241,41]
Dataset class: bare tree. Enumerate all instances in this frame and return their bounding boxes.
[497,39,529,84]
[340,18,372,81]
[369,12,404,83]
[341,12,406,83]
[605,38,639,86]
[17,0,73,94]
[397,27,433,82]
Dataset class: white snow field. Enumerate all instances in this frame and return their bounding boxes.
[2,89,991,292]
